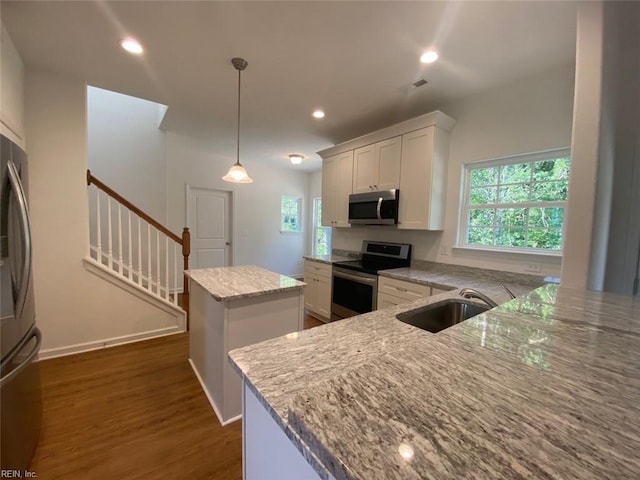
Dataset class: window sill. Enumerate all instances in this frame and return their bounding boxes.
[280,230,302,235]
[452,245,562,258]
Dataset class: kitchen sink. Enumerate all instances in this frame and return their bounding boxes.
[396,299,490,333]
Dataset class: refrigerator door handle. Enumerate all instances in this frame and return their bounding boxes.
[6,159,32,320]
[0,327,41,388]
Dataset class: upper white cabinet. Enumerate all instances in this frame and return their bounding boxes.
[0,24,25,147]
[321,151,353,227]
[352,136,401,193]
[318,110,454,231]
[398,126,449,230]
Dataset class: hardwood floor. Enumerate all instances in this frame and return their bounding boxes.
[31,334,242,480]
[31,314,326,479]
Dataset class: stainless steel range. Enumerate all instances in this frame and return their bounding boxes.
[331,240,411,320]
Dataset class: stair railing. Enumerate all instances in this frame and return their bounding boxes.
[87,170,190,323]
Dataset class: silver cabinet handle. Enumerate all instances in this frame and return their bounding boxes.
[6,160,32,321]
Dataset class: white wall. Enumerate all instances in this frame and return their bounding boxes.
[25,69,181,356]
[332,64,575,277]
[87,86,167,221]
[166,131,310,277]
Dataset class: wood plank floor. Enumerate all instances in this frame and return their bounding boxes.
[31,313,325,479]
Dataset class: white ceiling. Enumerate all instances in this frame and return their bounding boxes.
[1,1,577,172]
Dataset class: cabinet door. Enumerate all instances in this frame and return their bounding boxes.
[321,156,337,227]
[334,151,354,227]
[399,126,446,230]
[375,136,402,191]
[303,272,317,311]
[352,144,376,193]
[315,275,332,319]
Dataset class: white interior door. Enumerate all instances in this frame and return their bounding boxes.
[186,186,231,269]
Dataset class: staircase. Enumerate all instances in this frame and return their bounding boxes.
[86,170,190,325]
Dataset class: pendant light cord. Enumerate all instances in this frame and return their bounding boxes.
[236,66,241,166]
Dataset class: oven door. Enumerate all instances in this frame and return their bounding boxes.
[331,268,377,320]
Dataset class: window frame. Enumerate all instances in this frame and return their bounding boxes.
[312,197,331,256]
[458,148,570,255]
[280,195,303,233]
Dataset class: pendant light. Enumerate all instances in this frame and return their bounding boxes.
[223,57,253,183]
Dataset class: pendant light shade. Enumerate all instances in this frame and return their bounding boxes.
[223,57,253,184]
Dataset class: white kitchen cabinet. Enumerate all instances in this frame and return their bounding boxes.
[0,25,25,147]
[304,260,332,320]
[398,126,449,230]
[321,151,353,227]
[352,136,401,193]
[378,276,431,305]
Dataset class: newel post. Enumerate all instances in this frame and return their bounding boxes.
[182,227,191,330]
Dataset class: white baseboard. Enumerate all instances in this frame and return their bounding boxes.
[188,358,242,427]
[38,326,185,360]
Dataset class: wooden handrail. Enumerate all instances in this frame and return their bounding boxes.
[87,170,181,244]
[87,169,191,327]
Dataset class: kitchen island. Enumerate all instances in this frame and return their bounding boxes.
[186,265,305,425]
[229,281,640,479]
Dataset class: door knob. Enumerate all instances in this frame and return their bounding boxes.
[225,242,230,245]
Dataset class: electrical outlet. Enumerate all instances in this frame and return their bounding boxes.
[440,245,450,256]
[523,263,541,273]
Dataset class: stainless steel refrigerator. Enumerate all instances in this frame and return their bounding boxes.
[1,133,42,471]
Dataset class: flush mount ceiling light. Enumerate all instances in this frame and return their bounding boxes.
[420,50,439,64]
[223,57,253,184]
[289,154,304,165]
[121,37,144,55]
[312,110,325,119]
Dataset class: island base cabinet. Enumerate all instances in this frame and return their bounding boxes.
[189,280,303,425]
[243,383,333,480]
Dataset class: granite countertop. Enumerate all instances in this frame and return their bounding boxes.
[303,254,354,264]
[185,265,305,301]
[229,283,640,479]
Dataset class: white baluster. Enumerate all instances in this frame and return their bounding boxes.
[137,217,143,286]
[173,243,178,305]
[96,188,102,263]
[107,198,113,270]
[156,229,160,295]
[147,223,152,292]
[117,204,123,275]
[127,211,133,280]
[165,237,169,301]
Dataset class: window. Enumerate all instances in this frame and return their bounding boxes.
[460,149,570,253]
[281,196,302,232]
[312,198,331,255]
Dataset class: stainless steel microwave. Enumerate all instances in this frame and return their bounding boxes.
[348,189,399,225]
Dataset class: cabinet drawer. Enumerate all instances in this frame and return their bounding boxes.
[377,291,410,309]
[304,260,332,279]
[378,276,430,302]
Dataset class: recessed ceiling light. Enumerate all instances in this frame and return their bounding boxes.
[289,154,304,165]
[312,110,325,119]
[121,37,144,55]
[420,50,438,64]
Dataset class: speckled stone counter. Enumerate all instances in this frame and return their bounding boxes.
[303,254,354,265]
[379,261,547,293]
[185,265,305,301]
[230,284,640,479]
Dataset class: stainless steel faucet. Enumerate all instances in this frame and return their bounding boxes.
[459,284,517,308]
[459,288,498,308]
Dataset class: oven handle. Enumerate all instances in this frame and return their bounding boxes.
[333,269,377,287]
[376,196,383,221]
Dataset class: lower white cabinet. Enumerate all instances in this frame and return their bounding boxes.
[304,260,332,320]
[377,276,432,309]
